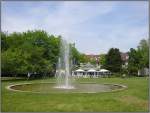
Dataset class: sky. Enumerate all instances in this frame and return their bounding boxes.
[1,1,149,54]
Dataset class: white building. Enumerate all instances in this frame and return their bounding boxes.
[72,68,111,78]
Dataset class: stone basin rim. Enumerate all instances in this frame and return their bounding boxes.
[6,82,127,94]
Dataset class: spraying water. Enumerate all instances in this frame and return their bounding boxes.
[55,39,74,89]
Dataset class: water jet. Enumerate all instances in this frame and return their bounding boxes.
[55,39,74,89]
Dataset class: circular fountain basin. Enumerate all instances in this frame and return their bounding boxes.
[6,83,127,93]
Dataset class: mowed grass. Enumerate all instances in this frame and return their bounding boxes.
[1,77,149,112]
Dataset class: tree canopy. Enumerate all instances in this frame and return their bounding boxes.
[137,39,149,68]
[128,38,149,75]
[2,30,148,77]
[99,54,106,68]
[105,48,122,73]
[1,30,81,77]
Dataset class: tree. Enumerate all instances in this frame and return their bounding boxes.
[128,39,149,76]
[79,54,89,63]
[1,30,61,77]
[137,39,149,68]
[128,48,141,75]
[1,32,9,51]
[90,58,97,65]
[99,54,106,68]
[105,48,122,72]
[71,45,80,65]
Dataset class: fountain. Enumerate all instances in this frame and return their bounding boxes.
[6,38,127,93]
[55,39,74,89]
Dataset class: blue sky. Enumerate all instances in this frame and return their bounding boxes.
[2,1,148,54]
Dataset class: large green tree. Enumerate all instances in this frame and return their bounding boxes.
[1,30,82,77]
[1,30,60,77]
[137,39,149,68]
[128,48,141,75]
[105,48,122,72]
[128,39,149,75]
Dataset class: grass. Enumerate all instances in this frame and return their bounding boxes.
[1,77,149,112]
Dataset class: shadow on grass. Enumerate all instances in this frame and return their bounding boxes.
[1,77,56,83]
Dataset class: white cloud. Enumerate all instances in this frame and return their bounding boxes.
[1,1,148,54]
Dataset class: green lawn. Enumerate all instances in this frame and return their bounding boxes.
[1,77,149,112]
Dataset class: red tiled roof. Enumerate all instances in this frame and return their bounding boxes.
[121,53,129,61]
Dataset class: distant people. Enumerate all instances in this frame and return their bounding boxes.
[27,72,31,80]
[122,74,126,78]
